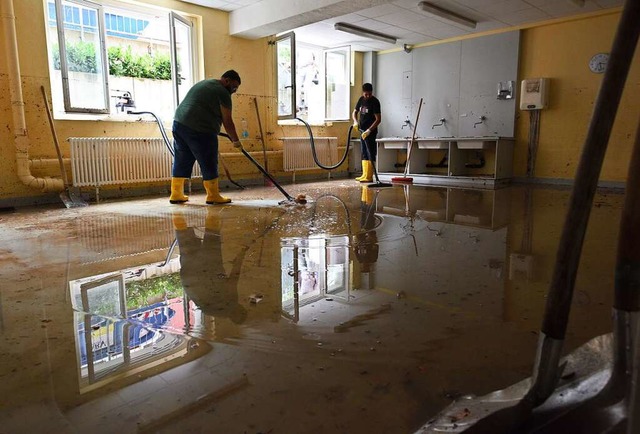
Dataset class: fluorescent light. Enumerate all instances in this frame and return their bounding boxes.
[418,1,477,29]
[334,22,397,44]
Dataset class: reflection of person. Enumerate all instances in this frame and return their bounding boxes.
[169,70,244,205]
[354,187,379,289]
[352,83,381,183]
[171,208,248,324]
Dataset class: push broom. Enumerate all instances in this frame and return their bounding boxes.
[392,97,423,184]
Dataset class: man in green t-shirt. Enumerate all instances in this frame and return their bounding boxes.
[170,70,243,205]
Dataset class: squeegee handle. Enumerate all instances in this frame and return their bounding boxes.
[218,133,294,201]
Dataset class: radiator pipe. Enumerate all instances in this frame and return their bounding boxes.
[2,0,63,192]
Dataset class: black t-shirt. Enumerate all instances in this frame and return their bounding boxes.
[355,96,381,131]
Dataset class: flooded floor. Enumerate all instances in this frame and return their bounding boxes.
[0,180,623,433]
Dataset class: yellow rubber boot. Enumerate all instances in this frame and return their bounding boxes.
[203,178,231,204]
[361,186,374,205]
[169,177,189,204]
[359,160,373,183]
[205,206,222,232]
[355,160,368,181]
[172,212,187,230]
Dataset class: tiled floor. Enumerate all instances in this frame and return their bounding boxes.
[0,180,624,433]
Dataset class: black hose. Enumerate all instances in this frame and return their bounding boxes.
[295,117,353,170]
[127,110,174,156]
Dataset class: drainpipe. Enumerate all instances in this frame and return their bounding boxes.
[1,0,63,191]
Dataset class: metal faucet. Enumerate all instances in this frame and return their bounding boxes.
[401,119,411,129]
[431,118,446,129]
[113,90,136,112]
[473,115,486,128]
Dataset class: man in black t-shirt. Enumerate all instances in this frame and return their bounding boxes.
[352,83,381,183]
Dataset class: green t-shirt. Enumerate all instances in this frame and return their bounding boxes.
[174,79,232,133]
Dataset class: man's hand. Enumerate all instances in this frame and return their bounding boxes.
[233,140,243,150]
[361,129,371,140]
[352,121,359,132]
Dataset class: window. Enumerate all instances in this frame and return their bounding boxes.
[45,0,196,119]
[276,33,351,124]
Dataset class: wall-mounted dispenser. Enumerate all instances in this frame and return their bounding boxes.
[520,78,548,110]
[497,80,515,100]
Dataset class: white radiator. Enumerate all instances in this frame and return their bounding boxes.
[69,137,201,187]
[282,137,338,172]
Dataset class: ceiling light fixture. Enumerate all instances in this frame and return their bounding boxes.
[417,1,477,29]
[334,22,397,44]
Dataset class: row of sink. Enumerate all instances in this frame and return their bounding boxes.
[375,136,508,150]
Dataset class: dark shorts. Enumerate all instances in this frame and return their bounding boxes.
[171,121,219,180]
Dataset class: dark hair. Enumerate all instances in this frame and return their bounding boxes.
[222,69,241,84]
[362,83,373,92]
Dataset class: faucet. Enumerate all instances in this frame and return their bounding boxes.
[113,90,136,112]
[473,115,486,128]
[431,118,446,129]
[401,118,411,129]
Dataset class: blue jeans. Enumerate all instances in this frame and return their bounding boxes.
[172,121,219,180]
[360,130,377,161]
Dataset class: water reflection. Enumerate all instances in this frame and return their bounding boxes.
[173,208,248,325]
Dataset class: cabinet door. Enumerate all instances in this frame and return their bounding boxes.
[459,31,519,137]
[376,51,412,138]
[412,41,461,138]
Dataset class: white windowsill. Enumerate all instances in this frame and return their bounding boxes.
[53,111,172,124]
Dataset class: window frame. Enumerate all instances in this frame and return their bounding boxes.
[169,11,195,108]
[276,32,352,125]
[323,45,351,122]
[276,31,296,121]
[54,0,111,114]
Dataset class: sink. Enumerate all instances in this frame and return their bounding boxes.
[377,137,410,149]
[415,138,450,149]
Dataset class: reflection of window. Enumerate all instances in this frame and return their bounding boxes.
[276,33,351,124]
[45,0,196,119]
[281,235,350,322]
[69,263,199,391]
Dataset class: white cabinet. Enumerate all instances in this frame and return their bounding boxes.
[375,136,514,188]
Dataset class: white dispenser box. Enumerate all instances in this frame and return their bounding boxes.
[520,78,548,110]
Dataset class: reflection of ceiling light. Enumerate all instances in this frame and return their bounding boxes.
[334,22,397,44]
[418,1,477,29]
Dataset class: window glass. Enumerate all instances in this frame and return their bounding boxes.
[276,32,295,120]
[324,46,351,121]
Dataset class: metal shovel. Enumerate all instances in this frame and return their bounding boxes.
[41,86,88,208]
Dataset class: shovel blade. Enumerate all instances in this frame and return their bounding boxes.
[60,188,88,208]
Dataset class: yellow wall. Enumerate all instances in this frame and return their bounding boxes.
[0,0,352,203]
[515,10,640,181]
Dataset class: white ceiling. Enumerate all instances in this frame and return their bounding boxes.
[179,0,623,51]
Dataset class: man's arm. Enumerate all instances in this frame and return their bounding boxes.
[352,109,359,125]
[370,113,381,131]
[221,105,242,148]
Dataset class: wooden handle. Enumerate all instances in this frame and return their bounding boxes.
[40,85,69,187]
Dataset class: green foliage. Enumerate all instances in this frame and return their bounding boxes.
[52,40,98,73]
[125,273,183,310]
[52,40,171,80]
